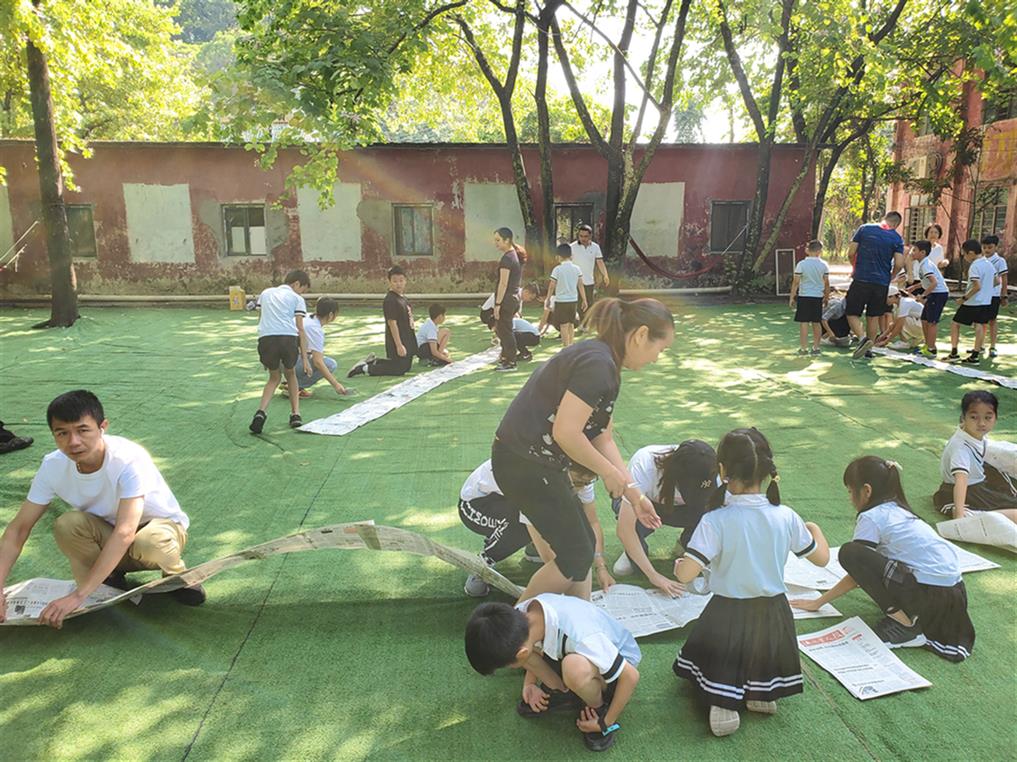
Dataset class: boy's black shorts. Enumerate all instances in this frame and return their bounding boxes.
[553,300,579,326]
[953,304,992,326]
[542,653,621,704]
[921,292,949,324]
[845,280,889,318]
[794,296,823,323]
[258,335,299,370]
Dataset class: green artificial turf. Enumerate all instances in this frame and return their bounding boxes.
[0,300,1014,761]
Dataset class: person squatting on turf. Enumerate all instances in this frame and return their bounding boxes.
[416,303,453,367]
[672,428,830,737]
[249,269,312,433]
[611,441,719,597]
[286,297,350,399]
[465,593,640,751]
[845,211,906,359]
[789,240,830,355]
[548,243,588,348]
[492,227,526,371]
[0,391,206,629]
[820,289,852,347]
[791,457,976,662]
[491,298,674,601]
[983,235,1009,358]
[459,461,615,598]
[933,391,1017,523]
[947,240,999,364]
[348,266,417,378]
[904,240,950,357]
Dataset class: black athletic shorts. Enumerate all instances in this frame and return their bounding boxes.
[258,335,299,370]
[989,296,1001,321]
[953,304,992,326]
[845,280,890,318]
[553,300,579,326]
[922,292,949,324]
[794,296,823,323]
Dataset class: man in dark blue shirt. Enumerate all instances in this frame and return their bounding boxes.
[846,211,906,358]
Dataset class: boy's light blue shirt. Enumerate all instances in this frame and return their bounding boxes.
[794,256,829,298]
[550,261,583,303]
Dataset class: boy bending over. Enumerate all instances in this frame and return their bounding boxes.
[466,594,640,752]
[0,390,205,628]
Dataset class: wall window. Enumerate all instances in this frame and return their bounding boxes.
[66,204,97,258]
[983,89,1017,125]
[554,203,595,243]
[905,205,935,243]
[710,201,750,252]
[223,205,267,256]
[971,186,1009,240]
[394,205,433,256]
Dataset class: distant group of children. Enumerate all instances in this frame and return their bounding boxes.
[460,386,1015,747]
[789,219,1008,364]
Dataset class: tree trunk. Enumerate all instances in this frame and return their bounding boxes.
[755,144,817,270]
[811,142,848,238]
[26,27,78,328]
[501,102,539,255]
[731,138,773,289]
[534,4,560,276]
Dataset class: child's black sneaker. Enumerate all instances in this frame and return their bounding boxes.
[873,615,926,649]
[0,420,32,454]
[289,413,303,428]
[988,347,997,358]
[516,688,583,718]
[960,351,980,365]
[582,705,619,751]
[170,584,207,606]
[347,353,376,378]
[494,361,517,372]
[103,571,130,591]
[249,410,267,434]
[946,349,960,361]
[852,337,874,359]
[518,349,533,361]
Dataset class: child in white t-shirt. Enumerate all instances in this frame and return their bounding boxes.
[932,391,1017,521]
[982,235,1009,358]
[874,286,925,349]
[948,239,999,364]
[287,297,349,398]
[791,456,974,661]
[548,244,587,347]
[789,241,830,355]
[673,428,829,737]
[905,240,950,357]
[416,303,453,366]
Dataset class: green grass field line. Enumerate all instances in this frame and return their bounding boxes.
[0,302,1014,761]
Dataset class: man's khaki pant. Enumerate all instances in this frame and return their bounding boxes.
[53,511,187,585]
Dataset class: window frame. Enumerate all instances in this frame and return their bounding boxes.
[66,203,97,259]
[970,186,1009,241]
[709,200,751,253]
[393,204,435,257]
[904,205,935,244]
[222,204,268,257]
[553,203,595,244]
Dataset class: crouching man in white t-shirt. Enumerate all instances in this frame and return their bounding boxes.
[0,390,205,628]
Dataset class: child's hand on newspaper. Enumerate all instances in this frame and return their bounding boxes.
[521,683,549,713]
[652,573,686,598]
[788,597,823,612]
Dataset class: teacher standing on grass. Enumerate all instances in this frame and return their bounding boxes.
[492,227,525,372]
[491,298,674,601]
[571,223,610,321]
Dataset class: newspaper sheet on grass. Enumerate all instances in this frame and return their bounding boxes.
[937,512,1017,554]
[300,347,501,436]
[783,543,1000,591]
[1,521,523,626]
[798,616,932,699]
[590,583,841,638]
[871,347,1017,390]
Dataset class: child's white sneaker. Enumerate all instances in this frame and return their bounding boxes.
[709,706,740,736]
[612,553,635,576]
[746,700,777,714]
[463,574,490,597]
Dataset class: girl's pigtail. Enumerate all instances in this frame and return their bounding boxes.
[766,469,781,506]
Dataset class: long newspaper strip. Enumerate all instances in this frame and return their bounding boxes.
[590,583,841,638]
[798,616,932,699]
[871,347,1017,390]
[784,542,1000,591]
[985,439,1017,479]
[299,347,502,436]
[1,522,524,626]
[937,511,1017,554]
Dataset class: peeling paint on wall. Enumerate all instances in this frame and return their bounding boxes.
[123,183,195,263]
[627,182,685,259]
[297,183,362,261]
[464,182,525,262]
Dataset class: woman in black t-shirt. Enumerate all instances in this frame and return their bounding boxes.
[492,297,675,600]
[492,227,525,371]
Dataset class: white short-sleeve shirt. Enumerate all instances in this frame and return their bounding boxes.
[550,261,583,302]
[965,257,996,307]
[460,459,503,502]
[303,317,326,354]
[684,493,815,598]
[794,257,830,298]
[940,427,987,486]
[896,296,924,321]
[518,593,641,682]
[27,435,189,529]
[513,318,539,335]
[853,502,960,586]
[416,318,440,346]
[628,445,684,505]
[988,253,1008,297]
[570,241,603,286]
[919,257,949,294]
[928,242,945,268]
[257,284,307,337]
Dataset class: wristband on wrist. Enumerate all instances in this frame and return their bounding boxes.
[598,714,619,735]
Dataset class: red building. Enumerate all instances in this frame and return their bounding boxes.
[0,140,814,292]
[888,81,1016,264]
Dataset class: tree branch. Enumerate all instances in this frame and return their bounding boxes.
[386,0,470,56]
[715,0,766,140]
[631,0,675,142]
[551,16,610,155]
